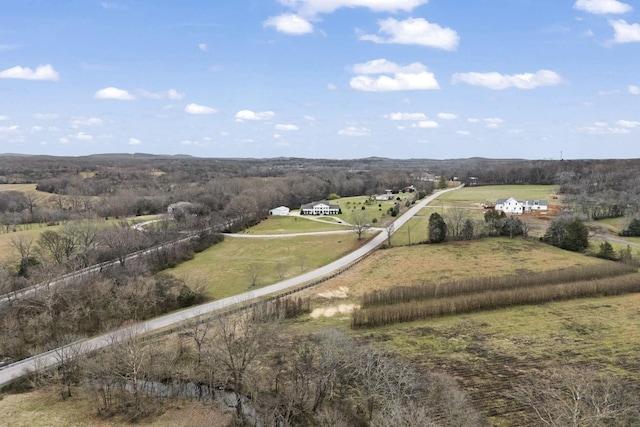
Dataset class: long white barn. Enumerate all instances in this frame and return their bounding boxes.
[495,197,548,214]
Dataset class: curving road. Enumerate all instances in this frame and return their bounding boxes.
[0,185,462,388]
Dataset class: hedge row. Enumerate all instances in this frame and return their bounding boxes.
[361,263,637,308]
[352,273,640,328]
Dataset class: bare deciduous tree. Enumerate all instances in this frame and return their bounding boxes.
[513,366,640,426]
[350,210,370,240]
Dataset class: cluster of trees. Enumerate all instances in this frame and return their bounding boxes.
[427,209,528,244]
[0,261,206,363]
[541,216,589,252]
[2,219,222,294]
[513,365,640,425]
[28,311,484,426]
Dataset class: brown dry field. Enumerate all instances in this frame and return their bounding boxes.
[299,237,606,301]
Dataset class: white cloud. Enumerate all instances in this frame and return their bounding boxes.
[456,130,471,136]
[0,115,9,121]
[101,2,127,10]
[129,137,142,145]
[0,44,20,52]
[350,59,439,92]
[70,117,103,128]
[198,43,208,51]
[281,0,428,18]
[264,14,313,35]
[412,120,439,128]
[438,112,458,120]
[352,58,426,75]
[34,113,58,120]
[629,85,640,94]
[578,122,631,134]
[609,19,640,43]
[351,72,439,92]
[485,118,504,128]
[304,115,315,121]
[273,133,282,139]
[359,17,459,51]
[327,83,337,90]
[386,112,427,121]
[468,118,480,123]
[275,124,299,131]
[452,69,563,89]
[616,119,640,128]
[94,87,135,100]
[74,132,94,141]
[338,126,370,136]
[138,88,185,100]
[185,103,218,115]
[235,110,275,121]
[0,64,59,81]
[574,0,632,14]
[0,125,21,139]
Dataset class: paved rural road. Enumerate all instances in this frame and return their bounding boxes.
[0,185,462,388]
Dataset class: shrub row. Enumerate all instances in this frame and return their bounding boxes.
[361,263,637,308]
[352,273,640,328]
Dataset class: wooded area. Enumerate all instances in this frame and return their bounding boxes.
[2,154,640,425]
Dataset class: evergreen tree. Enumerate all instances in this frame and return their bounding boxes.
[620,218,640,237]
[429,212,447,243]
[461,218,474,240]
[542,217,589,252]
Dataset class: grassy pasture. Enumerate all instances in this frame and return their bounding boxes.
[0,184,39,193]
[294,237,640,424]
[436,184,560,207]
[299,237,609,302]
[351,293,640,426]
[169,232,364,300]
[0,216,162,263]
[0,386,231,427]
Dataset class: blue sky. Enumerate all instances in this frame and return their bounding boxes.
[1,0,639,159]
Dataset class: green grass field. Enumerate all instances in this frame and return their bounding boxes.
[436,184,560,207]
[169,232,365,299]
[328,193,416,224]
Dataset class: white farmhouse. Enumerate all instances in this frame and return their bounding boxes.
[495,197,548,215]
[300,201,341,215]
[375,190,394,201]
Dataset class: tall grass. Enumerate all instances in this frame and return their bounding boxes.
[361,263,637,308]
[352,273,640,328]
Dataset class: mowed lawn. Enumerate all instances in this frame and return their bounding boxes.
[238,215,348,234]
[169,232,364,300]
